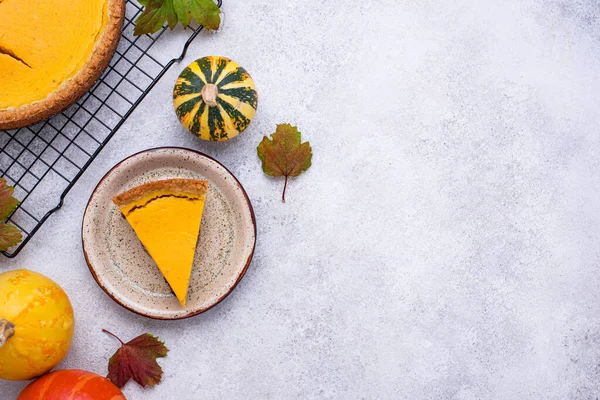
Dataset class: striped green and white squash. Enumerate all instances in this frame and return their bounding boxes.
[173,56,258,141]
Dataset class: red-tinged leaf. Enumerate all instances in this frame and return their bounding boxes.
[103,329,168,389]
[0,178,22,251]
[0,178,19,221]
[187,0,221,30]
[257,124,312,202]
[0,222,22,251]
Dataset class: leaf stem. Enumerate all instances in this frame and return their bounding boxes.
[282,176,288,203]
[102,329,125,345]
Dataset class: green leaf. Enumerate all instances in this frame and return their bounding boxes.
[257,124,312,202]
[172,0,193,27]
[0,222,22,252]
[134,0,170,36]
[134,0,220,36]
[165,0,178,29]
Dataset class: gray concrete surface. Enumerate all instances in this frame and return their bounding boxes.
[2,0,600,398]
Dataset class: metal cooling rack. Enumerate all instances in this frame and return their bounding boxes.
[0,0,223,257]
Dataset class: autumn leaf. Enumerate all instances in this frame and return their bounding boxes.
[0,178,19,221]
[134,0,176,35]
[103,329,168,389]
[257,124,312,202]
[0,223,22,252]
[0,178,22,252]
[134,0,220,36]
[183,0,221,30]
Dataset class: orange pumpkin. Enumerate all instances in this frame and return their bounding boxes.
[17,369,126,400]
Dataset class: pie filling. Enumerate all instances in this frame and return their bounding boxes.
[0,0,109,109]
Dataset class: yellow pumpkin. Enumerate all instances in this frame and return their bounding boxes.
[0,269,75,381]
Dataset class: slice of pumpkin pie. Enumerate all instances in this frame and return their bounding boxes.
[112,179,208,307]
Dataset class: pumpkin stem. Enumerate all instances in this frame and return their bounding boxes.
[201,84,219,107]
[0,319,15,349]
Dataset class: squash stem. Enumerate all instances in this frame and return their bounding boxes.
[201,84,219,107]
[0,319,15,349]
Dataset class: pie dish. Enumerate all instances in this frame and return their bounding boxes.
[82,147,256,319]
[112,179,209,307]
[0,0,125,130]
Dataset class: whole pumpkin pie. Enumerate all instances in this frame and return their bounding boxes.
[112,179,209,307]
[0,0,125,130]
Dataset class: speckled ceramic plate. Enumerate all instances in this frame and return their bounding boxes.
[82,147,256,319]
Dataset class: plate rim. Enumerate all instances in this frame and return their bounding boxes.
[81,146,257,320]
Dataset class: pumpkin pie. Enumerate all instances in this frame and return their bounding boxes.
[0,0,125,130]
[112,179,209,307]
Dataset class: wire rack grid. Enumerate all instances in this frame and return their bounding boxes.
[0,0,223,257]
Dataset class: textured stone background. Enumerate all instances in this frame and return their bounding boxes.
[2,0,600,398]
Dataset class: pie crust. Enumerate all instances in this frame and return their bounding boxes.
[0,0,126,130]
[113,178,209,208]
